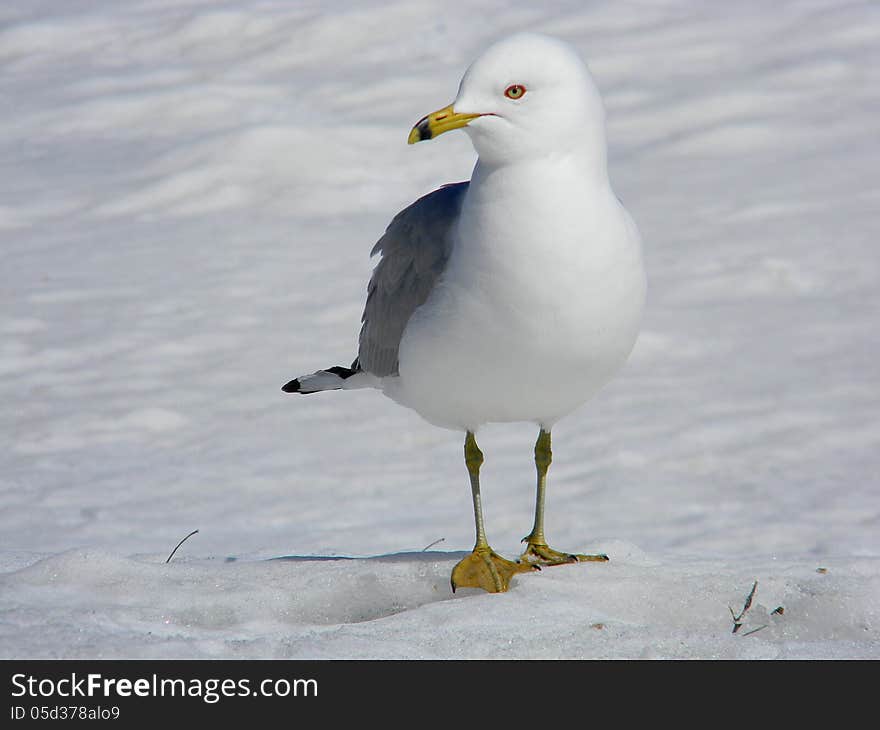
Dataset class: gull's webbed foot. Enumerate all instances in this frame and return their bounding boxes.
[519,538,609,567]
[451,546,538,593]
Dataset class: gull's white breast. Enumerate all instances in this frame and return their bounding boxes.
[390,159,646,430]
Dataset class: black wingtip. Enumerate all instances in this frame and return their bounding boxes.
[281,378,301,393]
[326,365,356,379]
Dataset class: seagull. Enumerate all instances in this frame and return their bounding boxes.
[283,33,646,593]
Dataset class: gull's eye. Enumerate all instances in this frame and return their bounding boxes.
[504,84,526,100]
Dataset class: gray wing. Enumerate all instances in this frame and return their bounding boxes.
[356,181,469,377]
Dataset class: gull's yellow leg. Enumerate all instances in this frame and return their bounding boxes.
[520,429,609,566]
[451,431,537,593]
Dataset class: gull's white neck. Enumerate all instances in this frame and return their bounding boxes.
[449,147,628,323]
[470,147,609,199]
[462,145,614,249]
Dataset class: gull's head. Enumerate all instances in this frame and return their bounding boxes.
[409,33,606,168]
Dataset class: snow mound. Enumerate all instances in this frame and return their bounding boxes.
[2,547,877,659]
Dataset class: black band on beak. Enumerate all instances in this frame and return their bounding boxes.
[414,116,433,142]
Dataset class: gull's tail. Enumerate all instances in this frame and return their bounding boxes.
[282,365,358,394]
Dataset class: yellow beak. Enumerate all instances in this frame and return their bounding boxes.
[408,104,482,144]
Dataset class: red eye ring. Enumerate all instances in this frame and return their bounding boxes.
[504,84,526,100]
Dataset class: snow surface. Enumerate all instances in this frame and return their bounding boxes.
[2,0,878,659]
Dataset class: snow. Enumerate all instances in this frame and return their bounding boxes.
[2,0,878,659]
